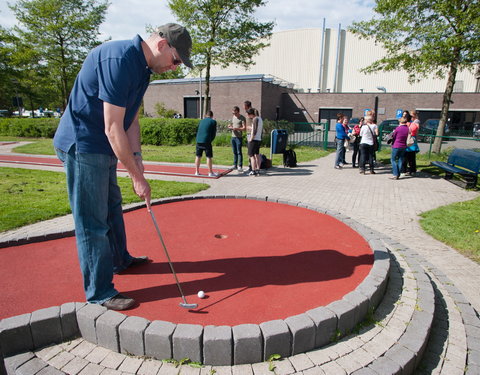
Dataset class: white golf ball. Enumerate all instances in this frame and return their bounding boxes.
[197,290,205,299]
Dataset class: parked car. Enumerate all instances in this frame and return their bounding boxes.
[417,119,450,142]
[379,119,399,140]
[473,123,480,139]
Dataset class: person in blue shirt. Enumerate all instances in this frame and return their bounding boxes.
[53,23,193,311]
[334,113,349,169]
[195,111,217,176]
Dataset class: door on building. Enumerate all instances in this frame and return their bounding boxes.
[184,97,200,118]
[319,108,352,129]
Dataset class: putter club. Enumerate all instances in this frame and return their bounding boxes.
[148,207,198,309]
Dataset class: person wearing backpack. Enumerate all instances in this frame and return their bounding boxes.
[246,108,263,176]
[358,115,378,175]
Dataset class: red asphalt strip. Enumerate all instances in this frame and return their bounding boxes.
[0,154,231,178]
[0,199,373,326]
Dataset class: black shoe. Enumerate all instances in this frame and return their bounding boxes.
[370,170,376,174]
[102,294,135,311]
[352,164,358,168]
[359,170,365,174]
[130,256,150,267]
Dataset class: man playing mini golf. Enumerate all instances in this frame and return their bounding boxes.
[53,24,193,311]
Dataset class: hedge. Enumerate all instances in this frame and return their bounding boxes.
[0,117,295,147]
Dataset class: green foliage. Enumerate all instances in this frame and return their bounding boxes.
[349,0,480,153]
[267,354,281,372]
[167,0,274,111]
[7,0,109,109]
[154,102,178,118]
[140,118,199,146]
[0,118,59,138]
[349,0,480,81]
[420,196,480,263]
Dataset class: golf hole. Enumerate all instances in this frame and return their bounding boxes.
[214,234,228,239]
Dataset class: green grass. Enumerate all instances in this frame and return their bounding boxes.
[419,196,480,263]
[0,167,208,232]
[2,137,331,166]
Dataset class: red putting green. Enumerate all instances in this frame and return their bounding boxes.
[0,199,373,326]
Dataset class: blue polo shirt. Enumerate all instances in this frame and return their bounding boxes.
[54,35,151,155]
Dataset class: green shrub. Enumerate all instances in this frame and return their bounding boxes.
[0,118,59,138]
[140,118,198,146]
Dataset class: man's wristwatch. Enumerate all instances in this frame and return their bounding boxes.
[133,151,142,158]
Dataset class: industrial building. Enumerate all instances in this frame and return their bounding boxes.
[143,27,480,128]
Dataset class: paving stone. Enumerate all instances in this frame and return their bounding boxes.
[232,324,262,365]
[384,344,416,374]
[85,346,111,364]
[367,355,402,375]
[305,307,336,348]
[250,361,271,375]
[70,340,96,358]
[158,361,181,375]
[47,350,75,369]
[288,353,315,372]
[318,360,347,375]
[96,310,127,352]
[232,364,254,375]
[60,356,89,375]
[203,326,232,366]
[15,357,48,375]
[117,356,143,373]
[35,345,64,362]
[172,324,203,363]
[119,316,149,356]
[37,365,67,375]
[145,320,176,360]
[60,303,80,341]
[302,366,326,375]
[210,365,232,375]
[76,304,107,344]
[325,300,356,336]
[271,358,295,374]
[99,351,126,370]
[0,313,33,356]
[30,306,63,349]
[259,320,291,361]
[342,291,369,328]
[78,362,105,375]
[137,359,162,375]
[4,352,35,374]
[284,314,315,355]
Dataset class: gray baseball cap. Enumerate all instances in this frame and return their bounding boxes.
[156,23,193,68]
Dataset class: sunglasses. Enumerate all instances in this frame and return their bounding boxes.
[168,44,182,66]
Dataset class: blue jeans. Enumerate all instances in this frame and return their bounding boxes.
[335,138,345,166]
[391,147,406,177]
[56,146,133,304]
[231,137,243,168]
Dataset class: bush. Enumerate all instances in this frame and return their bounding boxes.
[0,118,59,138]
[140,118,198,146]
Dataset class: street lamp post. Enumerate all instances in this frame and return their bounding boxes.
[11,79,21,116]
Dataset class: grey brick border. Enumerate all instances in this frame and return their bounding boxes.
[0,195,390,366]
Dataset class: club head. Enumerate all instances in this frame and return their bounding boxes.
[180,303,198,309]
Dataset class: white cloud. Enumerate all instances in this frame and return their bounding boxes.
[1,0,375,40]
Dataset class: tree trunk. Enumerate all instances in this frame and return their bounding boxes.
[204,52,212,114]
[432,48,460,153]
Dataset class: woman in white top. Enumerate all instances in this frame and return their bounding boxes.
[359,115,379,174]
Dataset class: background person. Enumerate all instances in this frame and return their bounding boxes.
[358,115,378,174]
[390,116,410,180]
[404,110,420,176]
[246,108,263,176]
[227,106,246,172]
[53,23,193,311]
[195,110,218,176]
[351,117,363,168]
[334,113,349,169]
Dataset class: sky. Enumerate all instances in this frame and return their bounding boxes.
[0,0,375,41]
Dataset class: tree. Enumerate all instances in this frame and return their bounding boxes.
[10,0,109,110]
[350,0,480,153]
[168,0,274,115]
